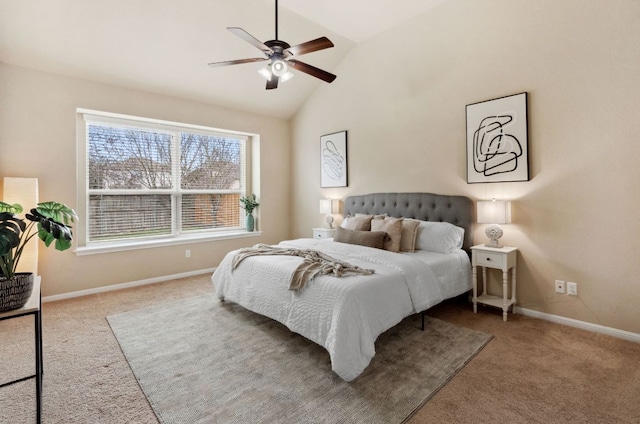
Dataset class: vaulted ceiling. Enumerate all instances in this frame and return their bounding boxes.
[0,0,446,119]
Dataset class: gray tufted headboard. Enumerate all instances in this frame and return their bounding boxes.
[343,192,474,253]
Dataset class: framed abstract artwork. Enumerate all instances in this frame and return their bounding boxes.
[466,92,529,183]
[320,131,348,188]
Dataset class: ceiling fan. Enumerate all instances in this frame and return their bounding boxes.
[208,0,336,90]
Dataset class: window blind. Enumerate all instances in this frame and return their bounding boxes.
[81,111,250,244]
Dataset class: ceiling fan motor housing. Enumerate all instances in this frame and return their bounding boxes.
[265,40,291,76]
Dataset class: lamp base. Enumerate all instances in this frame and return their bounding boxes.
[484,224,504,248]
[325,215,334,229]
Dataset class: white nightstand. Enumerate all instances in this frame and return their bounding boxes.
[312,228,336,239]
[471,244,518,322]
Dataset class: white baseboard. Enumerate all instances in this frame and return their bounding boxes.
[42,268,217,303]
[516,306,640,344]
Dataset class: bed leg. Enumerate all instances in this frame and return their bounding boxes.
[421,312,425,331]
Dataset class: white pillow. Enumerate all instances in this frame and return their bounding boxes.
[415,221,465,253]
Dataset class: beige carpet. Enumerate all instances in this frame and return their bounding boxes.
[1,275,640,423]
[107,294,491,423]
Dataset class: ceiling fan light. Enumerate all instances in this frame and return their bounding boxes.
[280,71,294,82]
[271,60,288,77]
[258,66,272,80]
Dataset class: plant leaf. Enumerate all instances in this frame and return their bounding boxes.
[26,205,75,252]
[35,202,78,225]
[38,225,56,248]
[0,212,25,255]
[54,237,72,251]
[0,202,23,214]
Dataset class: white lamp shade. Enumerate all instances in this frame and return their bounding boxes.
[477,200,511,224]
[280,71,294,82]
[258,65,294,83]
[271,60,288,77]
[3,177,39,274]
[319,199,339,214]
[258,67,272,80]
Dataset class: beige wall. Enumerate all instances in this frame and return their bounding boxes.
[2,0,639,335]
[291,0,640,334]
[0,63,291,297]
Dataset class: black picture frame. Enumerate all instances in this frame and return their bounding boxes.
[320,131,348,188]
[466,92,529,183]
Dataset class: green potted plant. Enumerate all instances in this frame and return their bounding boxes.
[239,194,259,232]
[0,201,77,312]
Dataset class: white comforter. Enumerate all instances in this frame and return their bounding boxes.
[211,238,471,381]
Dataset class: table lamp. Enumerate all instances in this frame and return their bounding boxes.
[477,199,511,248]
[319,199,339,229]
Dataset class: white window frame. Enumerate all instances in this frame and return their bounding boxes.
[75,108,261,255]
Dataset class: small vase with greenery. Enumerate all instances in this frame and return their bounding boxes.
[0,201,78,311]
[239,194,259,232]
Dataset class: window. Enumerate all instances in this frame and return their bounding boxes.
[76,109,258,254]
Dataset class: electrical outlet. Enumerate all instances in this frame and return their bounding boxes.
[567,282,578,296]
[555,280,565,294]
[185,249,191,258]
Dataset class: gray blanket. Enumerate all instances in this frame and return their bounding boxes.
[232,243,374,290]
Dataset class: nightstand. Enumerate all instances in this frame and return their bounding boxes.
[471,244,518,322]
[312,228,336,239]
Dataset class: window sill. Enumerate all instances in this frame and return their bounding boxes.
[75,230,263,256]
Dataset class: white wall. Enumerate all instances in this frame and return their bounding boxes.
[291,0,640,334]
[0,63,291,297]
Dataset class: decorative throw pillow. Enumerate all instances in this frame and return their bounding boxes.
[341,214,373,231]
[414,221,465,253]
[399,219,420,253]
[333,226,386,249]
[371,216,404,253]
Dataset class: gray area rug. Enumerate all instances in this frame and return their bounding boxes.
[107,294,492,424]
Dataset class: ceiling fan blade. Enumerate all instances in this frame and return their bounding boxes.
[208,58,268,68]
[266,74,279,90]
[228,27,273,55]
[288,59,337,83]
[285,37,334,57]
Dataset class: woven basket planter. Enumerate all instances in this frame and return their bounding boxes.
[0,273,35,312]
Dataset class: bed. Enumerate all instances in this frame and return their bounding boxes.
[211,192,474,381]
